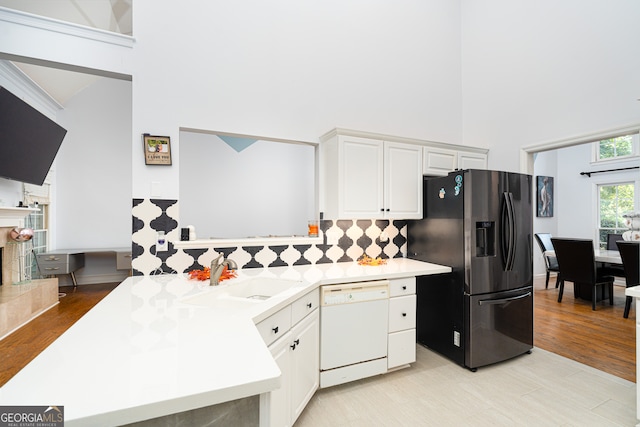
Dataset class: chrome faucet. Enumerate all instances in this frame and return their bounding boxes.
[210,254,238,286]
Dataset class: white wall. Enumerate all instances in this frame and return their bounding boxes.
[532,150,558,276]
[132,0,464,200]
[56,77,131,249]
[462,0,640,170]
[533,142,640,277]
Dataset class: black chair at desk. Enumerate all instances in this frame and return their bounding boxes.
[616,241,640,319]
[551,238,614,311]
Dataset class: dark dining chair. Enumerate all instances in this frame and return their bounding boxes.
[551,238,614,310]
[534,233,560,289]
[607,233,625,249]
[603,233,626,277]
[616,241,640,318]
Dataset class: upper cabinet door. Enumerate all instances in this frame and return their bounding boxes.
[423,147,458,176]
[458,151,488,170]
[384,141,422,219]
[339,136,385,218]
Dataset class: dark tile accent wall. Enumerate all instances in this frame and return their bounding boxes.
[131,198,408,275]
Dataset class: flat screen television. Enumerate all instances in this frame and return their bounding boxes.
[0,86,67,186]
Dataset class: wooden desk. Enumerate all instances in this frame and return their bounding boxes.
[36,247,131,287]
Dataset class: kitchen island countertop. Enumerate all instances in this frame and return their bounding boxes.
[0,258,450,426]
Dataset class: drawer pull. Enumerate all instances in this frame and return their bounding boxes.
[272,326,279,334]
[402,286,407,290]
[402,313,407,317]
[45,267,60,271]
[290,339,300,350]
[306,302,312,309]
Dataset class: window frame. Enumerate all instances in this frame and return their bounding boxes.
[595,180,637,249]
[592,133,640,164]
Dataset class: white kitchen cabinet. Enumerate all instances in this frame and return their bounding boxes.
[423,146,458,176]
[290,310,319,423]
[388,277,417,370]
[423,146,488,176]
[260,289,319,427]
[322,134,422,219]
[457,150,488,170]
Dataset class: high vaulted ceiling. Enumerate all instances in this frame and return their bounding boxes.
[0,0,132,106]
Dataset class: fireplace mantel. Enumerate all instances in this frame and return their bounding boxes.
[0,206,38,228]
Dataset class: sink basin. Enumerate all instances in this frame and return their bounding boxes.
[180,291,261,310]
[180,277,302,309]
[224,277,302,300]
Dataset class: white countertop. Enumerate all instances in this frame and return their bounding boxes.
[0,258,450,426]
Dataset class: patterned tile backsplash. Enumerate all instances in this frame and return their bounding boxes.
[131,199,408,276]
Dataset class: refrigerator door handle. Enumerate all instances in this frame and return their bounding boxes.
[478,291,531,306]
[501,192,517,271]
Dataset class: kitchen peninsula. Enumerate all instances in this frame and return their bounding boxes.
[0,258,450,426]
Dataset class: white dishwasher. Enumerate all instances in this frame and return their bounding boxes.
[320,280,389,388]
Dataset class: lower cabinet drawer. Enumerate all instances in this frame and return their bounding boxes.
[291,288,319,325]
[388,329,416,369]
[36,253,84,275]
[256,306,292,346]
[116,251,132,270]
[388,295,416,333]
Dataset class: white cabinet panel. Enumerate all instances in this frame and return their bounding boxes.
[388,329,417,369]
[291,288,319,326]
[256,305,292,346]
[423,146,488,176]
[322,134,422,219]
[389,277,416,297]
[339,136,384,218]
[423,147,457,176]
[384,141,422,219]
[458,151,488,170]
[290,310,319,424]
[389,295,416,333]
[262,331,292,427]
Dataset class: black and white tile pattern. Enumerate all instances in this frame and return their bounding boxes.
[131,198,408,275]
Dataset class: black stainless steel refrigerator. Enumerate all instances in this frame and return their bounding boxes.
[407,169,533,371]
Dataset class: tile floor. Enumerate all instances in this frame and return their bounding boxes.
[295,345,636,426]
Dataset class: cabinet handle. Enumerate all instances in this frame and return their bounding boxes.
[402,313,407,317]
[386,208,390,212]
[306,302,312,309]
[290,339,300,350]
[272,326,279,334]
[45,267,60,271]
[402,286,407,290]
[380,208,384,212]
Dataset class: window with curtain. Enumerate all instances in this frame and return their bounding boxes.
[598,182,635,248]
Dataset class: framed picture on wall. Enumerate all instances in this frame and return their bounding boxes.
[143,134,172,165]
[537,175,554,217]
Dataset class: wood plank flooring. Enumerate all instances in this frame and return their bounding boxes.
[0,282,119,387]
[0,275,636,389]
[533,275,635,382]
